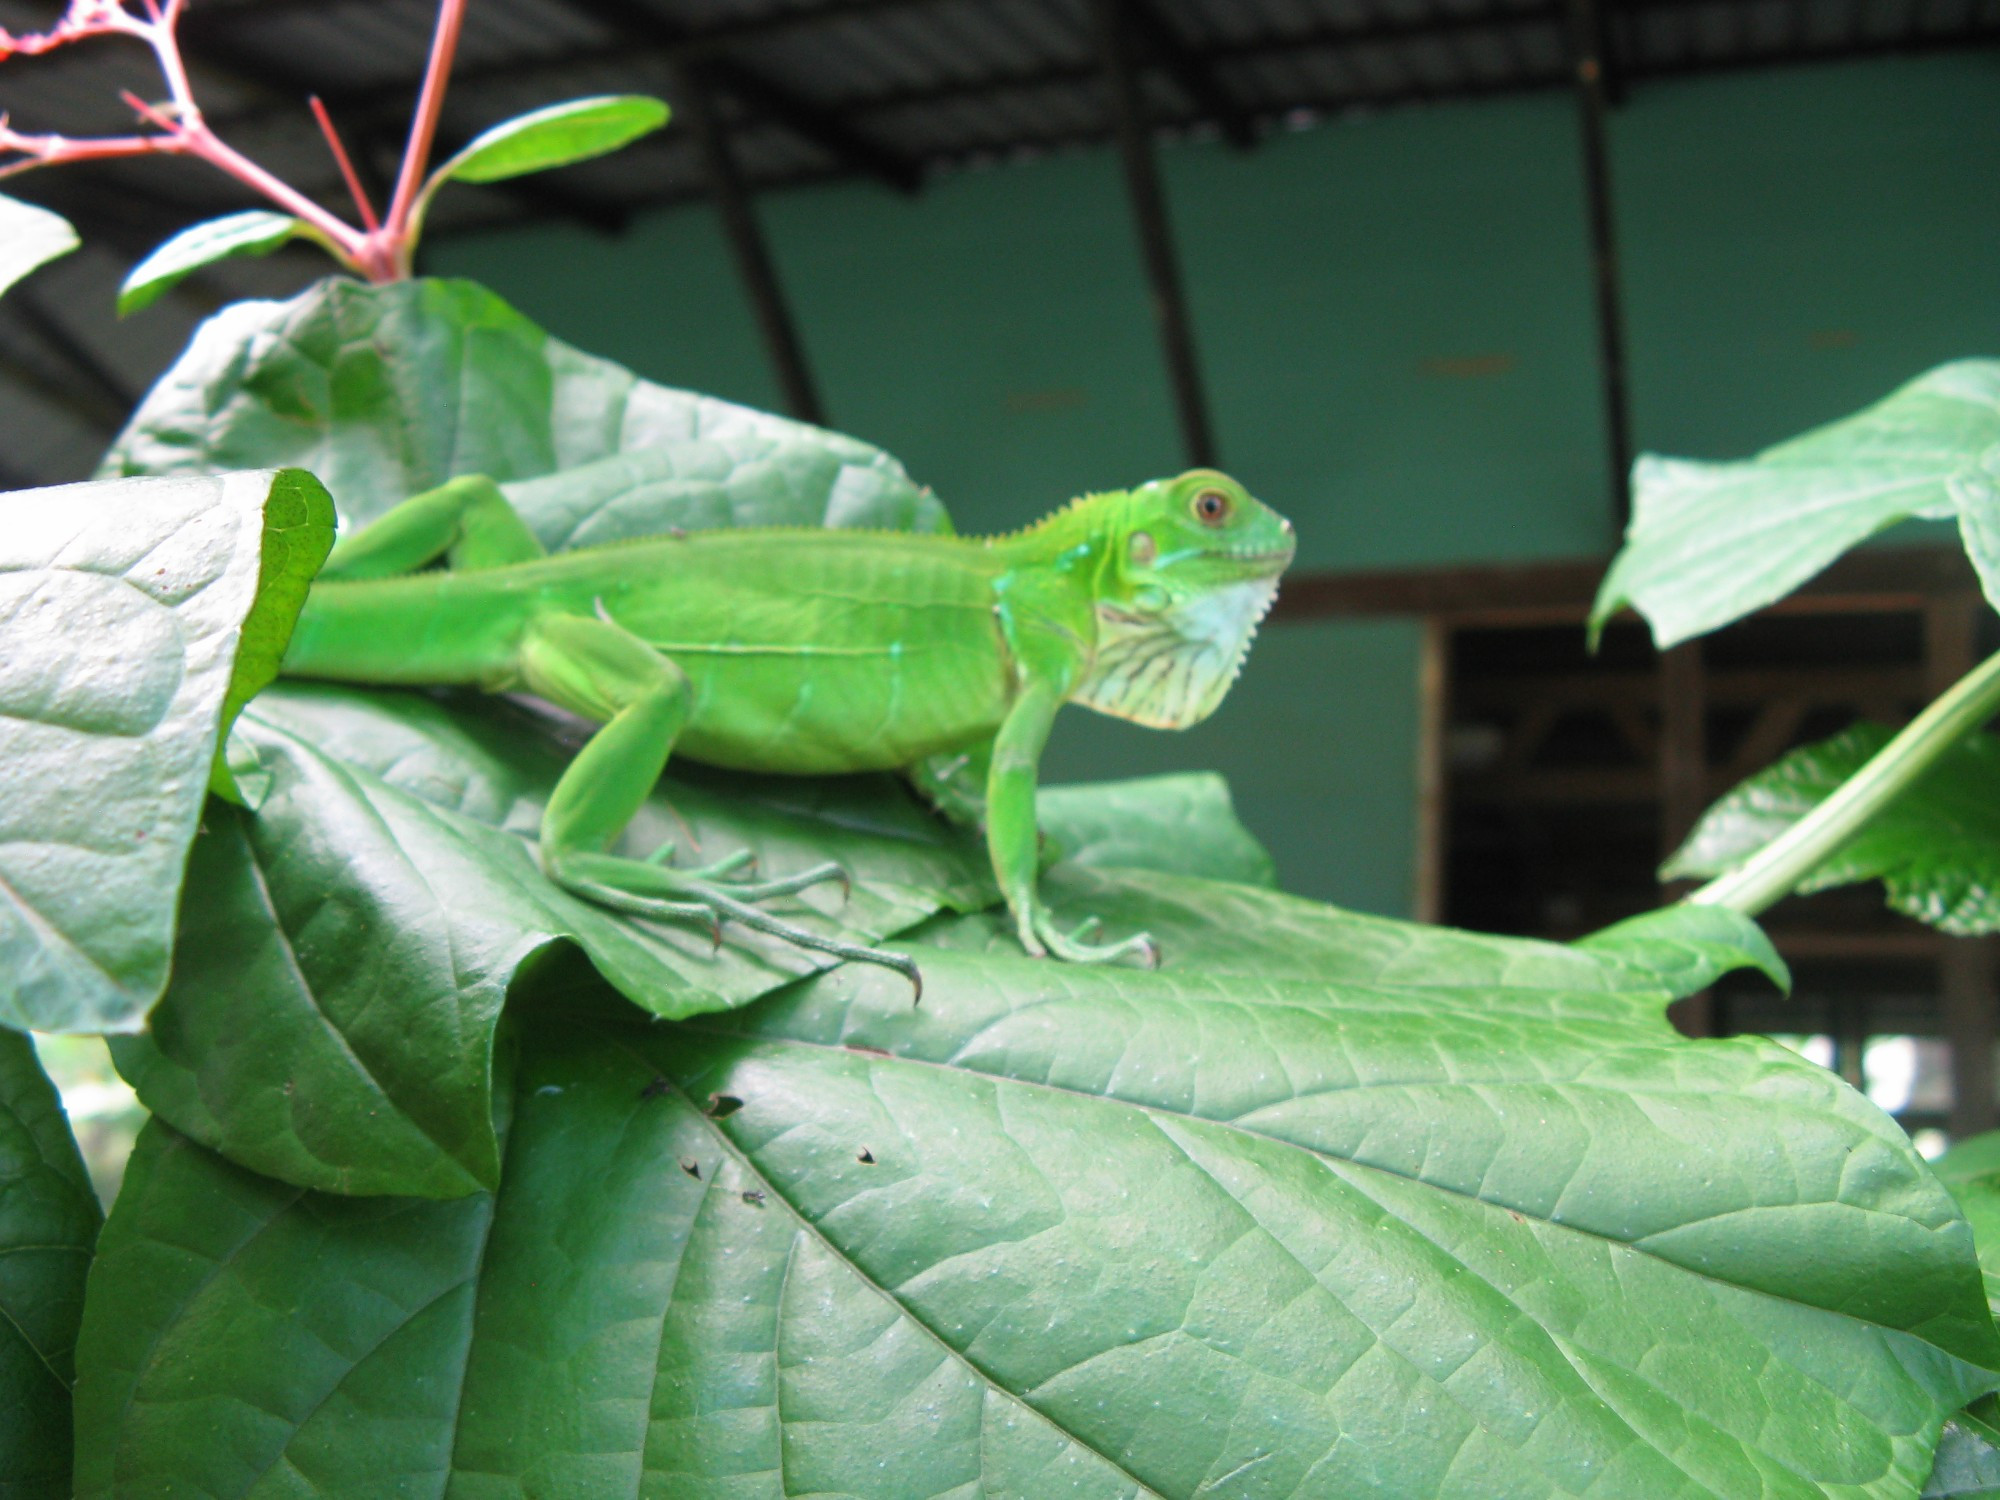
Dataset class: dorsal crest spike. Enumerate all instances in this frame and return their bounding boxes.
[980,488,1124,546]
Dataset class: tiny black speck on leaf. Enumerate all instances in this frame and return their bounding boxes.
[679,1158,701,1179]
[706,1093,744,1118]
[639,1076,671,1100]
[857,1148,875,1164]
[741,1189,765,1207]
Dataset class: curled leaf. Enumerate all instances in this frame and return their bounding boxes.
[1593,361,2000,647]
[0,469,334,1032]
[117,211,311,316]
[0,192,77,298]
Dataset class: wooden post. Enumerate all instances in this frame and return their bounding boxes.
[673,62,827,426]
[1090,0,1218,468]
[1564,0,1634,531]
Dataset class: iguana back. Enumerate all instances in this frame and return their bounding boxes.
[285,526,1015,773]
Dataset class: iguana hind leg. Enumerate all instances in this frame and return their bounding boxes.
[321,474,546,580]
[906,743,991,828]
[519,612,922,994]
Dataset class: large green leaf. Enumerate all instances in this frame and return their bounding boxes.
[1936,1132,2000,1317]
[0,193,77,298]
[101,275,949,538]
[72,869,1999,1497]
[1666,722,2000,934]
[1592,361,2000,647]
[0,469,334,1033]
[1574,904,1790,997]
[1037,771,1277,888]
[107,681,990,1198]
[0,1030,100,1500]
[116,212,310,316]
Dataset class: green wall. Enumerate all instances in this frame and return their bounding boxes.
[433,54,2000,916]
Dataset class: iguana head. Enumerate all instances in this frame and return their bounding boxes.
[1074,469,1296,729]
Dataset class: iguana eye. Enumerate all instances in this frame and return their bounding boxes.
[1192,489,1231,525]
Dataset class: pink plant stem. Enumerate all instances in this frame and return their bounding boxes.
[0,0,469,282]
[127,11,374,265]
[190,125,370,257]
[310,96,381,232]
[383,0,465,250]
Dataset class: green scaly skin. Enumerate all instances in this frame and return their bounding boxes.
[281,468,1296,992]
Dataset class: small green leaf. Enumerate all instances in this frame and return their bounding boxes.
[1593,360,2000,647]
[1574,903,1791,997]
[0,192,77,298]
[117,211,306,316]
[432,95,668,185]
[1038,772,1277,887]
[0,469,334,1033]
[0,1030,101,1500]
[405,96,668,252]
[1667,722,2000,934]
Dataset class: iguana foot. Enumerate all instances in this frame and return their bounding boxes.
[552,849,921,999]
[1024,910,1161,967]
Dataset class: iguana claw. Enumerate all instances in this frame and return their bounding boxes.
[1024,909,1159,967]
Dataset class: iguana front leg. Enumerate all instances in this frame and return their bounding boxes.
[518,612,923,993]
[988,679,1159,968]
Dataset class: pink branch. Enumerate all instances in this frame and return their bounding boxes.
[383,0,465,238]
[0,1,146,60]
[0,0,476,282]
[0,122,188,176]
[310,96,380,232]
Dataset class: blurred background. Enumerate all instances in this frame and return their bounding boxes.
[5,0,1998,1186]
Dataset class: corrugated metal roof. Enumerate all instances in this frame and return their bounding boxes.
[0,0,1992,481]
[8,0,1991,231]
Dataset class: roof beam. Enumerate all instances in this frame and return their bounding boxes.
[706,55,925,193]
[1120,0,1257,148]
[832,1,2000,125]
[1091,0,1216,468]
[560,0,924,194]
[836,5,1575,118]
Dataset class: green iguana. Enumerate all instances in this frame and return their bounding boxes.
[280,467,1295,992]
